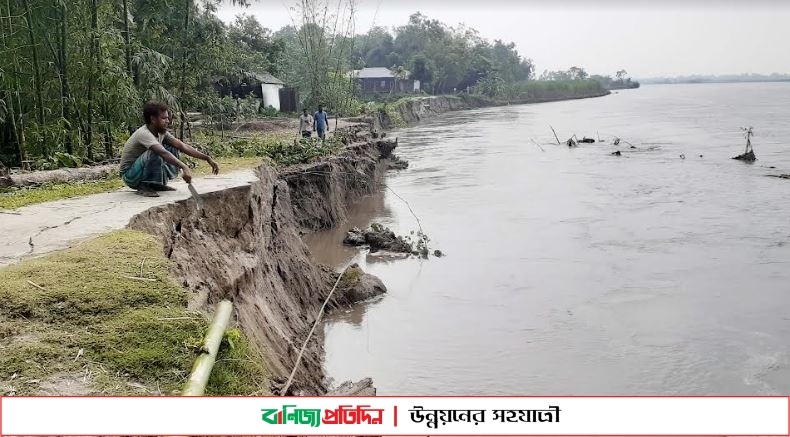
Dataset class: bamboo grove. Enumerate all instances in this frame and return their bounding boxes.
[0,0,286,169]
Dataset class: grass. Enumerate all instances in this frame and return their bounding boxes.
[0,230,269,396]
[0,156,265,210]
[0,179,125,210]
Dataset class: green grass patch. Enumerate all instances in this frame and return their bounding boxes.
[0,230,269,396]
[0,179,125,210]
[0,156,266,210]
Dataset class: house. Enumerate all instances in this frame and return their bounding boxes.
[351,67,420,93]
[255,72,285,111]
[213,71,286,111]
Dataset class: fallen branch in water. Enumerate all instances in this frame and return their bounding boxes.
[550,125,561,145]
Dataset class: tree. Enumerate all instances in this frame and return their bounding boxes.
[409,54,433,84]
[568,66,588,80]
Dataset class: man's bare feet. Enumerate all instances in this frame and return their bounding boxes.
[140,182,175,192]
[135,189,160,197]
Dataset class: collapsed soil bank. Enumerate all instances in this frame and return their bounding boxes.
[128,127,394,395]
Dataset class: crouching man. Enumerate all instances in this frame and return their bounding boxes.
[120,101,219,197]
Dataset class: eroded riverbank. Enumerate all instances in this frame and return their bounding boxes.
[1,90,616,396]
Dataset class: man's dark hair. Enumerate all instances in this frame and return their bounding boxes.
[143,101,169,124]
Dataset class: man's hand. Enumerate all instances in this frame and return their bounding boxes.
[182,167,193,184]
[207,158,219,175]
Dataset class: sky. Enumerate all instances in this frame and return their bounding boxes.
[216,0,790,78]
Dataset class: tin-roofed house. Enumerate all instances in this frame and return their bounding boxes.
[214,71,286,111]
[351,67,420,94]
[255,72,285,111]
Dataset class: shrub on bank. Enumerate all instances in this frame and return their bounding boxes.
[192,131,345,167]
[509,79,607,100]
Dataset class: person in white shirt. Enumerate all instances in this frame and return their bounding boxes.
[299,108,313,138]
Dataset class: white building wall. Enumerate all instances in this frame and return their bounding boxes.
[261,83,284,111]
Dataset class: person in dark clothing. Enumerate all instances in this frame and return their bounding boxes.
[313,105,329,140]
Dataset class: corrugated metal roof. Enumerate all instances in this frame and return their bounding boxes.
[249,71,285,85]
[352,67,403,79]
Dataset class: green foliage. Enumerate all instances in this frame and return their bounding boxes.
[372,101,406,128]
[506,79,606,101]
[261,106,279,117]
[194,131,343,167]
[352,13,534,95]
[0,0,285,169]
[53,152,83,168]
[273,3,360,116]
[476,73,508,99]
[590,72,641,90]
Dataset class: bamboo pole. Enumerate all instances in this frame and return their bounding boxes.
[550,125,561,145]
[22,0,45,155]
[182,300,233,396]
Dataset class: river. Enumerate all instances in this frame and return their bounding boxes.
[304,82,790,396]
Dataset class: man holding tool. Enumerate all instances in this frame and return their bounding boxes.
[119,102,219,197]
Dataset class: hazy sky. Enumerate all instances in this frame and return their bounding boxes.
[216,1,790,78]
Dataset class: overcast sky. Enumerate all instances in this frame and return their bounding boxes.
[216,1,790,78]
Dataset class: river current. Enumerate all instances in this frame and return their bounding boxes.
[305,82,790,396]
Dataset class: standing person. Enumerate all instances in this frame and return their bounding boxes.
[299,108,313,138]
[119,101,219,197]
[313,105,329,140]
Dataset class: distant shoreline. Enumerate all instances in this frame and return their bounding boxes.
[638,79,790,86]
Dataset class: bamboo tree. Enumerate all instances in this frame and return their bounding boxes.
[85,0,100,160]
[122,0,132,80]
[22,0,46,156]
[177,0,191,140]
[59,0,73,155]
[4,0,25,163]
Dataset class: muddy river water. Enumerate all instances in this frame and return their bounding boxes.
[304,82,790,396]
